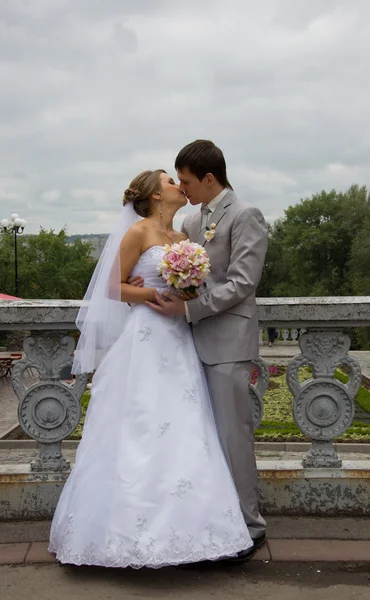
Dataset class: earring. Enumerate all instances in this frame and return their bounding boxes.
[159,202,163,218]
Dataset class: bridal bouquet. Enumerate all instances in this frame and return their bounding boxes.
[157,239,211,296]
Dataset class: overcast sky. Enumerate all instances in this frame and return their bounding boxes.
[1,0,370,235]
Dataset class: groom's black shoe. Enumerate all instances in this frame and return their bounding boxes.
[228,533,267,563]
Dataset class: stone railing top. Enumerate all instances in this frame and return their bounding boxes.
[1,297,370,330]
[257,296,370,327]
[0,300,82,330]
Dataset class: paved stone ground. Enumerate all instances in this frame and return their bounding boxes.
[0,372,38,438]
[2,517,370,545]
[1,561,370,600]
[0,379,18,438]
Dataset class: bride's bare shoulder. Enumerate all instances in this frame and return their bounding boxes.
[124,219,152,239]
[130,220,150,233]
[120,221,147,248]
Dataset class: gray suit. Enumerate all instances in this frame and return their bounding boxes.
[182,190,268,539]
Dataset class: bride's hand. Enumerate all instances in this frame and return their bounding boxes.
[127,275,144,287]
[180,291,198,300]
[162,288,197,301]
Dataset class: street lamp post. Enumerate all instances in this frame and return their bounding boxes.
[0,213,27,296]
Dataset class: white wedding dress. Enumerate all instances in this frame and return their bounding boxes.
[49,245,252,568]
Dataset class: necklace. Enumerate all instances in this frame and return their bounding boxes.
[149,219,175,244]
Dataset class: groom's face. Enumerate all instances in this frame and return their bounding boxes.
[177,167,207,206]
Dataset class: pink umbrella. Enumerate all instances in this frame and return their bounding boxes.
[0,293,23,300]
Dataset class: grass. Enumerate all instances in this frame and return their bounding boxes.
[333,369,370,413]
[67,390,90,440]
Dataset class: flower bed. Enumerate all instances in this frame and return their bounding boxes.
[253,365,370,442]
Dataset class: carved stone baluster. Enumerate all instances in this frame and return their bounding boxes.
[291,328,298,342]
[282,329,289,342]
[250,358,269,429]
[11,331,88,472]
[286,330,362,468]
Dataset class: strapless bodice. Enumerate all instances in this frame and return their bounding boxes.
[131,245,167,289]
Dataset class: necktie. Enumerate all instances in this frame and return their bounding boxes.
[200,204,211,232]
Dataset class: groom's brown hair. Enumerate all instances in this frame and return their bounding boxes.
[175,140,233,189]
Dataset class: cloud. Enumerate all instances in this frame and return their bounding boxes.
[41,189,61,202]
[0,0,370,234]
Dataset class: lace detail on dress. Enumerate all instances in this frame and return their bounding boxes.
[136,515,148,535]
[171,479,193,499]
[158,422,171,438]
[49,512,251,569]
[139,327,151,341]
[183,385,198,404]
[223,506,237,525]
[203,440,211,459]
[137,245,165,266]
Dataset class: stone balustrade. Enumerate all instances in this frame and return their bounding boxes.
[1,297,370,472]
[259,326,306,345]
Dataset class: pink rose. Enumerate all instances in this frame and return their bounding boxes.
[168,254,190,272]
[167,252,178,265]
[182,244,194,256]
[176,256,190,271]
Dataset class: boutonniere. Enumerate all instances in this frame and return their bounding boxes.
[204,222,216,242]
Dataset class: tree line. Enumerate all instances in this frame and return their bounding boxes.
[0,228,97,299]
[258,184,370,298]
[257,184,370,349]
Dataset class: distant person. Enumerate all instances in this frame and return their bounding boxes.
[267,327,278,347]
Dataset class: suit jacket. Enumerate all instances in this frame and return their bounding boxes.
[181,190,268,365]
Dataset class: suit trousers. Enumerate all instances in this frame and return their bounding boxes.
[204,360,266,540]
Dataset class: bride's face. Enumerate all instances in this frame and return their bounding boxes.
[158,173,187,208]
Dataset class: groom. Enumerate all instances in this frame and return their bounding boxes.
[135,140,268,560]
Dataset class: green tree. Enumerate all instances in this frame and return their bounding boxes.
[259,185,370,298]
[349,219,370,296]
[347,214,370,350]
[0,228,97,299]
[256,222,290,297]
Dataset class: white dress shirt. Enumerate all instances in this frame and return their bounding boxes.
[200,188,228,226]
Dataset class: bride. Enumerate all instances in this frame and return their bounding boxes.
[49,169,252,568]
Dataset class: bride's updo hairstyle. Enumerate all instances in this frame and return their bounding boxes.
[123,169,166,218]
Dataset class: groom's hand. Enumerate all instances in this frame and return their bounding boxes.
[146,291,186,316]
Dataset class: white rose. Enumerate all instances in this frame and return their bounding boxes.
[204,230,215,241]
